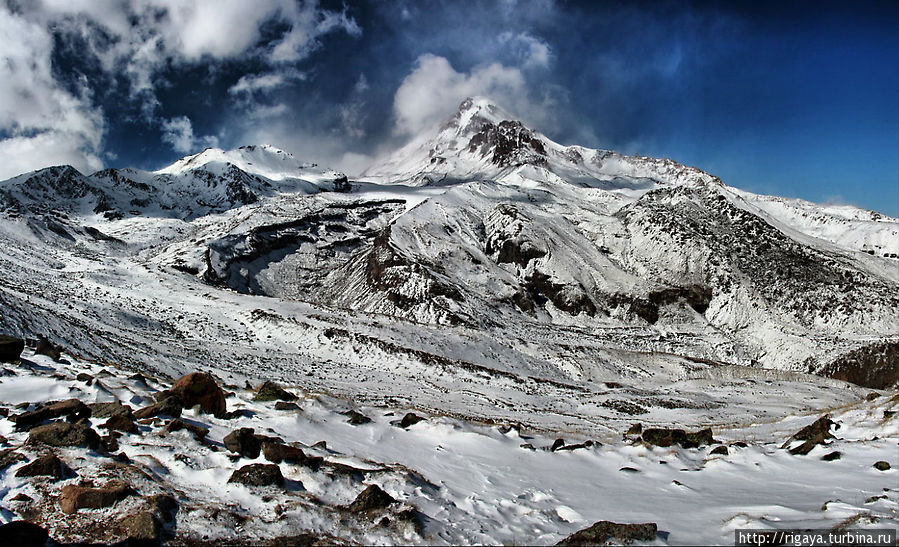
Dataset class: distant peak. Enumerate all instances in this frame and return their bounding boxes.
[154,145,324,181]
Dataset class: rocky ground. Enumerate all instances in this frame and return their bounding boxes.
[0,339,896,545]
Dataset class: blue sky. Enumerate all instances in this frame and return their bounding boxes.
[1,0,897,214]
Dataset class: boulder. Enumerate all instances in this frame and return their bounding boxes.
[821,451,841,461]
[228,463,284,487]
[35,338,62,361]
[262,442,307,464]
[274,401,300,411]
[556,521,657,546]
[396,412,424,428]
[148,494,179,523]
[344,410,371,425]
[346,484,396,512]
[15,453,68,479]
[13,399,91,430]
[171,372,228,417]
[782,415,836,455]
[103,414,139,434]
[28,422,101,449]
[88,401,133,419]
[641,427,715,449]
[0,448,25,470]
[0,521,49,545]
[59,482,134,514]
[117,511,160,543]
[133,394,183,420]
[550,438,565,451]
[709,445,729,456]
[164,418,209,439]
[0,335,24,362]
[873,461,891,471]
[75,372,93,384]
[254,381,298,402]
[223,428,262,459]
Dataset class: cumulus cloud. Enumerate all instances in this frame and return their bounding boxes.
[0,5,103,179]
[161,116,219,154]
[393,54,551,137]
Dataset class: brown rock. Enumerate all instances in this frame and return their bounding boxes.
[171,372,227,417]
[103,414,139,434]
[344,410,371,425]
[133,395,183,420]
[642,427,715,449]
[254,381,298,402]
[262,442,307,464]
[396,412,424,428]
[117,511,160,543]
[88,401,134,419]
[15,453,68,479]
[782,416,836,455]
[164,418,209,439]
[13,399,91,430]
[346,484,396,512]
[0,448,25,470]
[36,338,62,361]
[59,482,134,514]
[28,422,101,449]
[223,428,262,458]
[228,464,284,487]
[557,521,657,545]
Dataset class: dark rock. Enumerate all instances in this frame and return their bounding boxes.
[268,533,325,546]
[171,372,228,417]
[101,435,120,453]
[0,335,24,363]
[223,428,262,459]
[0,520,49,546]
[782,416,836,455]
[550,438,565,452]
[10,493,32,502]
[818,341,899,389]
[626,423,643,436]
[873,461,891,471]
[36,338,62,362]
[397,412,424,429]
[730,441,748,448]
[28,421,100,449]
[15,453,68,479]
[821,451,842,461]
[228,463,284,487]
[59,482,133,514]
[75,372,93,384]
[164,418,209,439]
[274,401,300,411]
[133,395,183,420]
[13,399,91,430]
[619,467,640,473]
[556,520,657,546]
[344,410,371,425]
[262,442,307,464]
[642,427,715,449]
[520,443,535,450]
[254,381,298,402]
[148,494,179,523]
[103,414,139,434]
[346,484,396,512]
[709,445,729,456]
[117,511,160,543]
[88,401,133,419]
[0,448,25,470]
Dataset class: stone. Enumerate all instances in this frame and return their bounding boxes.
[873,461,891,471]
[0,448,26,470]
[133,395,183,420]
[344,410,371,425]
[88,401,133,419]
[626,423,643,436]
[0,521,49,545]
[254,381,298,403]
[0,335,24,362]
[821,451,842,461]
[148,494,179,523]
[75,372,93,383]
[782,416,836,455]
[641,427,715,449]
[103,414,139,434]
[117,511,160,543]
[15,453,68,479]
[228,464,284,487]
[397,412,424,428]
[164,418,209,439]
[223,428,262,459]
[550,438,565,451]
[556,520,658,546]
[262,442,307,464]
[709,445,729,456]
[59,482,134,514]
[274,401,300,411]
[13,399,91,430]
[28,422,101,449]
[35,338,62,361]
[346,484,396,512]
[171,372,228,417]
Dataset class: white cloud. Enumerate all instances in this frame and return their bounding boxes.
[229,70,306,96]
[0,5,104,179]
[338,75,370,139]
[393,54,536,137]
[499,32,552,68]
[161,116,219,154]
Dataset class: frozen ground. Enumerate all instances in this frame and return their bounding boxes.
[0,349,895,545]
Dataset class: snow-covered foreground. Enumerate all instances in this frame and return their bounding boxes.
[0,349,896,545]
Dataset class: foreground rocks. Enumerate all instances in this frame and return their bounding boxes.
[13,399,91,430]
[556,520,658,545]
[640,427,714,449]
[0,520,50,545]
[170,372,228,417]
[782,415,837,455]
[228,463,285,487]
[346,484,396,512]
[59,482,134,514]
[28,421,101,449]
[0,335,24,362]
[254,381,298,402]
[15,453,69,479]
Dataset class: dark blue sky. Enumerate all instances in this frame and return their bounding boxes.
[2,0,897,214]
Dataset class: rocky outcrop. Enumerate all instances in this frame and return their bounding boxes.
[28,422,101,449]
[817,341,899,389]
[170,372,228,417]
[556,521,657,546]
[13,399,91,430]
[346,484,396,512]
[59,482,134,514]
[782,416,836,455]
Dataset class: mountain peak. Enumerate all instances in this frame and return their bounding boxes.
[155,144,322,181]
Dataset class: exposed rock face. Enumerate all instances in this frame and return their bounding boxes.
[782,415,836,455]
[15,453,68,479]
[556,521,658,546]
[171,372,228,417]
[13,399,91,430]
[641,427,714,449]
[254,381,298,402]
[228,464,285,487]
[468,120,547,168]
[346,484,396,512]
[28,422,101,449]
[59,482,134,514]
[88,401,133,419]
[818,341,899,389]
[0,335,24,362]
